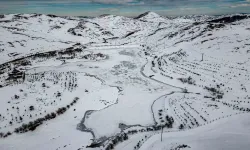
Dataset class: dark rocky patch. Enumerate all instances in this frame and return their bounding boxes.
[68,27,82,36]
[148,27,167,37]
[208,15,249,24]
[50,25,61,30]
[2,26,26,32]
[102,31,114,36]
[124,30,139,38]
[13,14,28,20]
[7,42,15,47]
[30,14,42,18]
[134,11,151,19]
[47,14,58,18]
[0,20,11,23]
[106,37,119,40]
[99,14,111,17]
[207,23,225,30]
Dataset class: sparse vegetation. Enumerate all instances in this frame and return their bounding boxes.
[178,76,196,85]
[0,97,79,138]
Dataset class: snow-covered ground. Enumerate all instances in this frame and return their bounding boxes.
[0,12,250,150]
[139,113,250,150]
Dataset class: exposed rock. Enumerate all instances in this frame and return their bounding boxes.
[134,11,160,19]
[13,14,28,20]
[47,14,58,18]
[208,15,249,24]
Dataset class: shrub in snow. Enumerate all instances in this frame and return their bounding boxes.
[178,76,196,85]
[179,124,184,130]
[29,105,34,111]
[165,115,174,128]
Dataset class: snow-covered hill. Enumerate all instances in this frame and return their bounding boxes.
[0,12,250,150]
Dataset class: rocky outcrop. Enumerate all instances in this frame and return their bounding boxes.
[208,15,249,24]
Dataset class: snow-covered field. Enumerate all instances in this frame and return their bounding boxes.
[0,12,250,150]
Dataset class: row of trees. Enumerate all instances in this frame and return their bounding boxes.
[14,97,79,134]
[105,133,129,150]
[0,97,79,138]
[170,144,190,150]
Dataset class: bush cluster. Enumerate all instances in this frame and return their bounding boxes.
[105,133,128,150]
[178,76,196,85]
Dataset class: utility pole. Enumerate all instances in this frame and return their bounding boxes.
[201,53,204,62]
[161,126,163,142]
